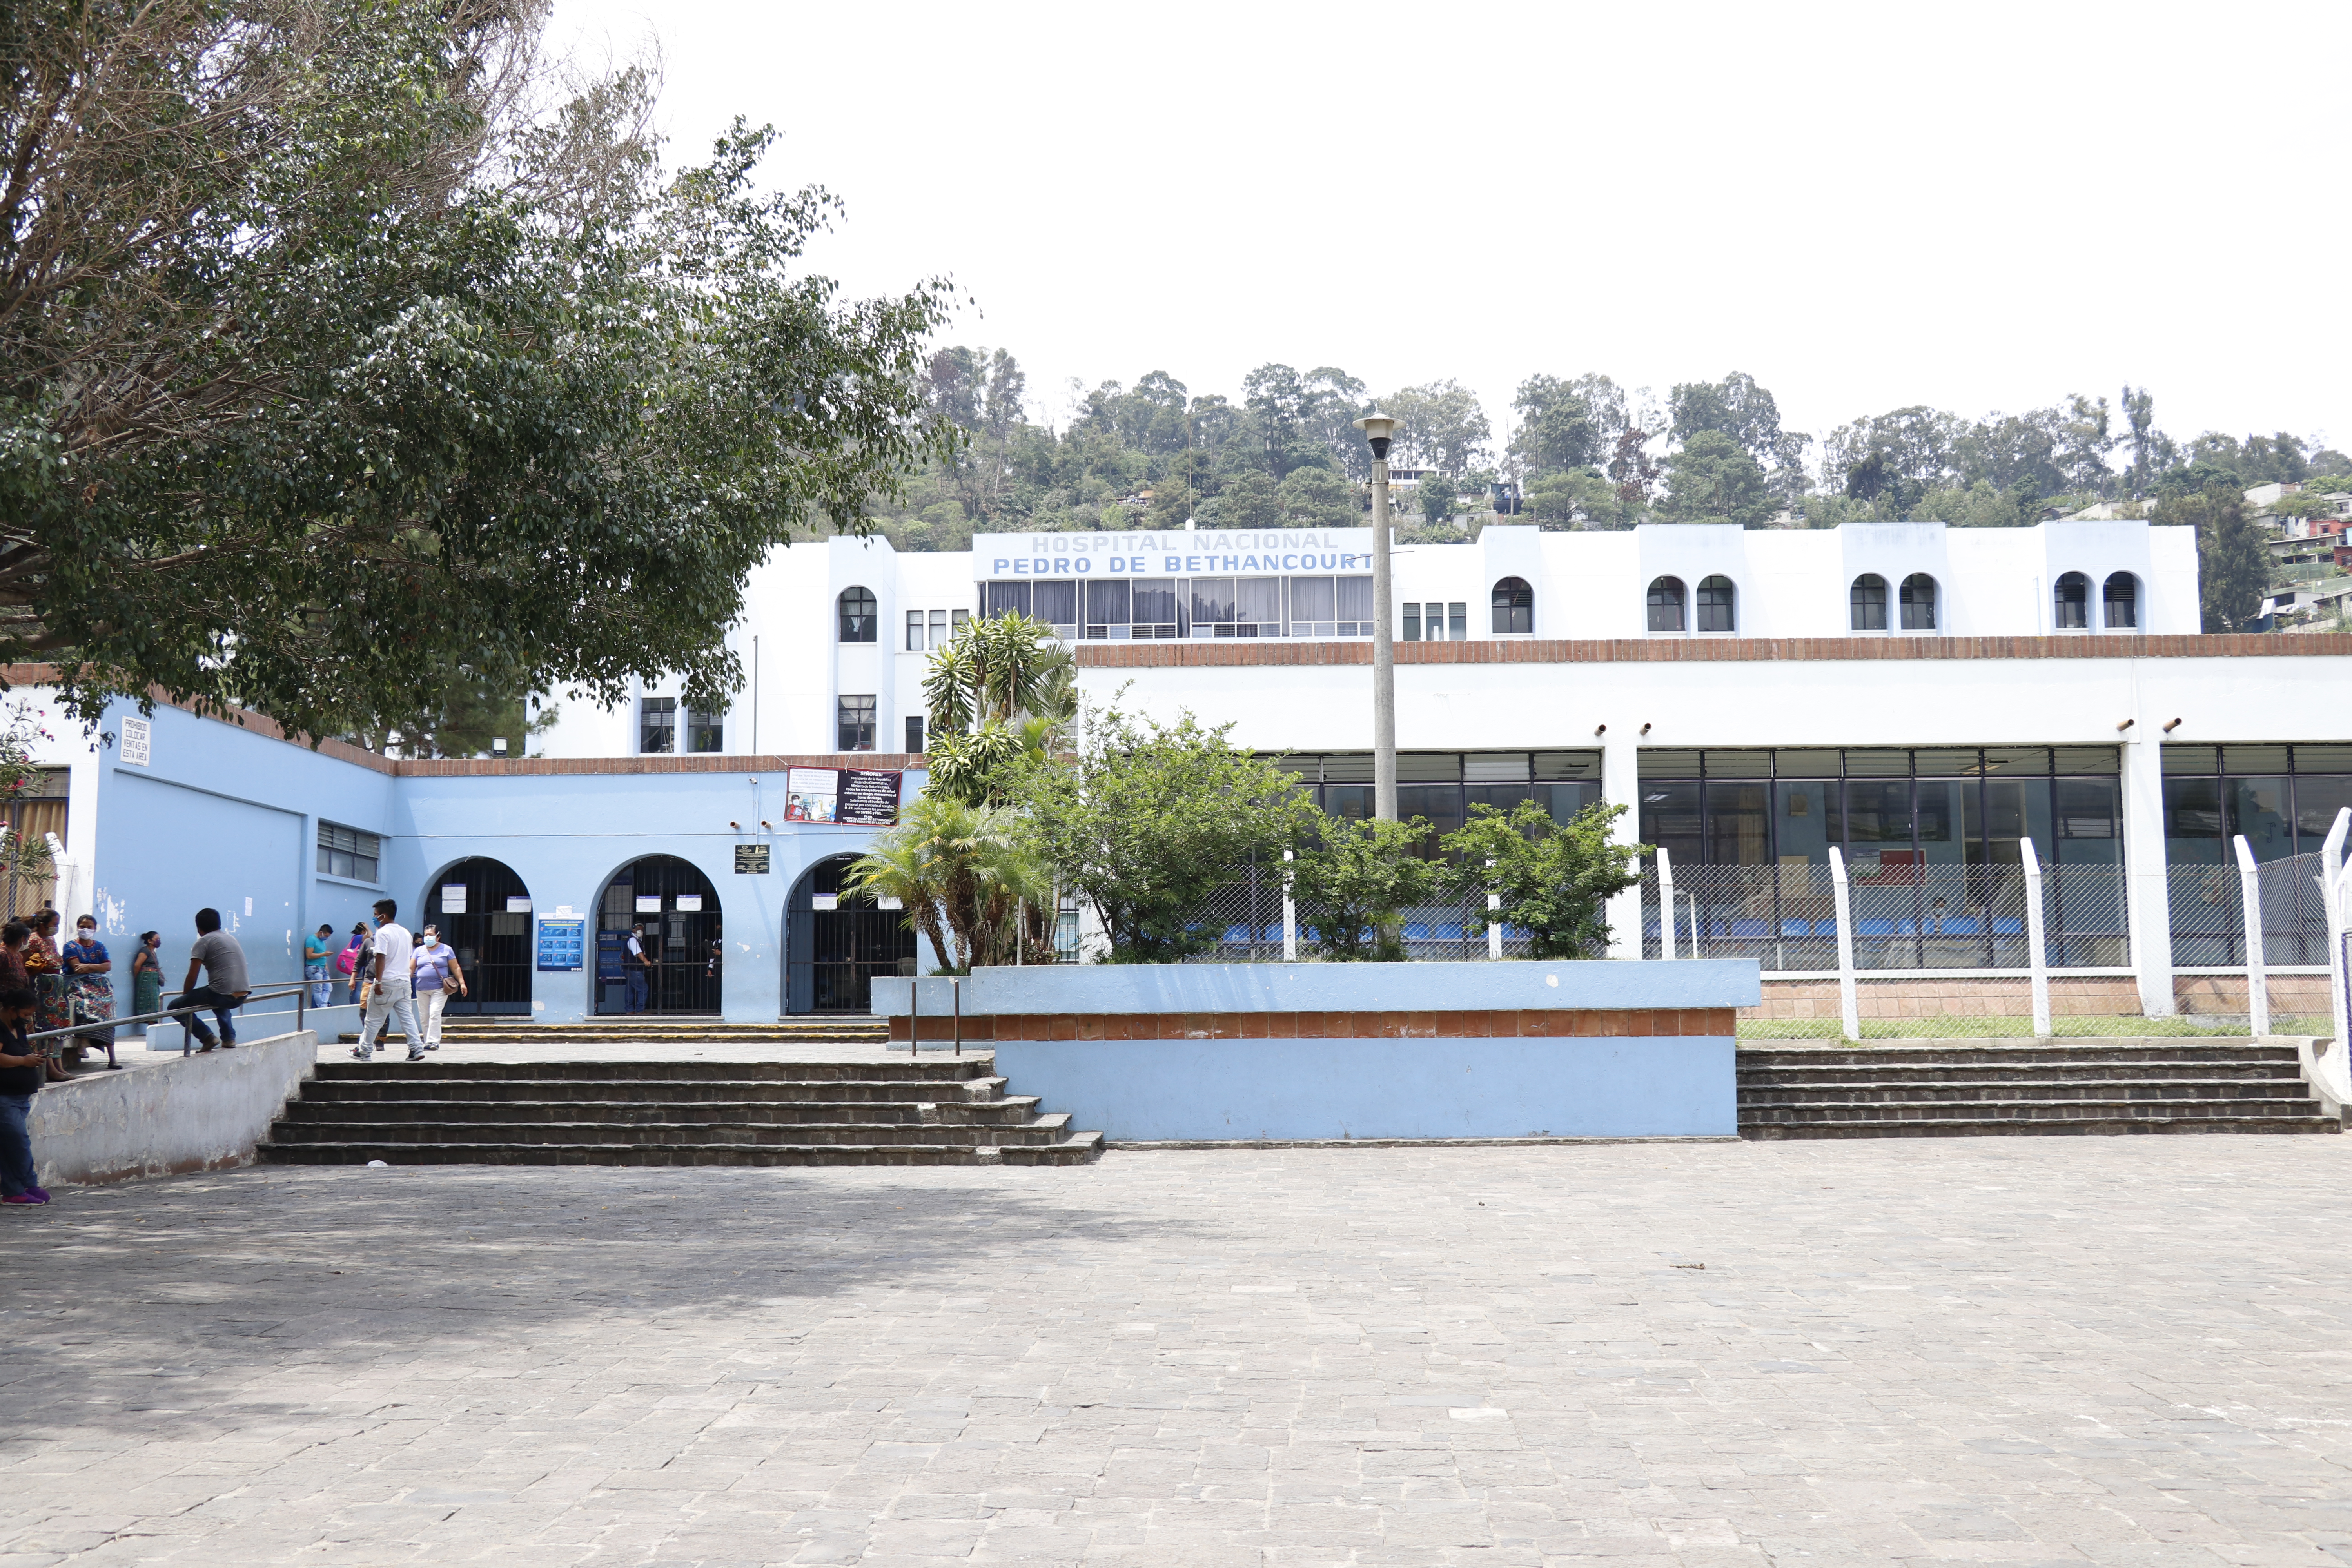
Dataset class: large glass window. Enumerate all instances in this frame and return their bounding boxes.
[639,697,675,754]
[2053,572,2089,629]
[837,586,877,642]
[1900,573,1937,630]
[836,695,876,751]
[1492,577,1533,634]
[1032,581,1077,631]
[1238,577,1282,634]
[1084,579,1131,636]
[1646,576,1686,632]
[983,581,1030,619]
[317,822,381,882]
[1132,578,1180,635]
[685,710,723,754]
[1696,575,1736,632]
[1191,577,1235,627]
[1849,574,1887,630]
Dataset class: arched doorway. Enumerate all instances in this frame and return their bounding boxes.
[786,853,917,1014]
[425,858,532,1016]
[595,855,722,1015]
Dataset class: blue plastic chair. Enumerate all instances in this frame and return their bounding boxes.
[1403,923,1430,940]
[1731,919,1767,938]
[1780,920,1809,938]
[1942,917,1982,936]
[1434,923,1466,940]
[1858,919,1896,936]
[1813,920,1841,937]
[1992,917,2024,935]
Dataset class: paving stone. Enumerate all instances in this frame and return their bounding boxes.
[5,1141,2352,1563]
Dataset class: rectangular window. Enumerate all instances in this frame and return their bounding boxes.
[1448,601,1467,639]
[639,697,676,754]
[906,715,926,754]
[1033,580,1078,630]
[1131,577,1179,632]
[1236,577,1281,632]
[1336,575,1373,630]
[317,821,381,883]
[1290,576,1335,627]
[1085,579,1130,628]
[1190,577,1236,625]
[1402,604,1421,641]
[984,581,1031,618]
[906,610,925,651]
[837,695,876,751]
[685,710,723,754]
[951,608,969,636]
[929,609,947,648]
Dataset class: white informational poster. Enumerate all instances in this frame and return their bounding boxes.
[635,894,662,914]
[784,766,838,823]
[811,893,838,911]
[119,715,151,768]
[675,894,703,912]
[441,884,468,914]
[505,896,532,913]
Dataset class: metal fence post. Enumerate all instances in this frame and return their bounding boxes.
[1657,847,1677,961]
[1485,858,1501,960]
[2233,835,2269,1036]
[952,976,962,1057]
[909,975,920,1056]
[1828,846,1860,1041]
[2021,837,2053,1039]
[1281,849,1297,961]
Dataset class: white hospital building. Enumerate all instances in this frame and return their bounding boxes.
[537,519,2352,1021]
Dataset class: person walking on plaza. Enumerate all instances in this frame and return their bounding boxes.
[173,907,250,1052]
[61,915,117,1071]
[303,924,336,1007]
[352,900,420,1062]
[0,987,50,1205]
[128,932,162,1034]
[625,922,652,1014]
[340,922,370,1007]
[410,923,466,1051]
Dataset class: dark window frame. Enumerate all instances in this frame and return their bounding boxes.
[1491,576,1533,635]
[837,586,878,642]
[836,695,877,752]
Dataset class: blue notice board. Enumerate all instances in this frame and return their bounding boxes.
[536,916,586,971]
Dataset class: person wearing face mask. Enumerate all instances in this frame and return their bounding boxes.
[61,914,117,1071]
[351,899,420,1062]
[408,924,466,1052]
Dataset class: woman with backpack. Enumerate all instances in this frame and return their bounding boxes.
[339,923,370,1007]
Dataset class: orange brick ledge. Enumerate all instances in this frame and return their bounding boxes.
[890,1006,1735,1043]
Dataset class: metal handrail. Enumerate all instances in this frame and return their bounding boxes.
[25,982,315,1056]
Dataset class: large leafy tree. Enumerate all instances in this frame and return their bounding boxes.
[2152,485,2272,632]
[1441,801,1643,960]
[1287,814,1431,962]
[1018,708,1321,963]
[1661,432,1774,528]
[1,0,953,739]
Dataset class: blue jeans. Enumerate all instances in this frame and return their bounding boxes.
[305,962,330,1008]
[172,986,243,1047]
[625,971,649,1013]
[0,1093,35,1197]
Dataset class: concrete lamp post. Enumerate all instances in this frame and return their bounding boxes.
[1354,409,1401,822]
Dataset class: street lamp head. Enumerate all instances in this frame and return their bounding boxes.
[1354,409,1399,460]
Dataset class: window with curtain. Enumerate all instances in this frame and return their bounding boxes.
[2053,572,2090,629]
[837,586,877,642]
[2103,572,2138,629]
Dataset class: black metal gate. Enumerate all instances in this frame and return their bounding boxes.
[596,855,722,1015]
[428,857,532,1015]
[788,855,917,1013]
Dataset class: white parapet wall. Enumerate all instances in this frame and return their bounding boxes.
[31,1030,318,1185]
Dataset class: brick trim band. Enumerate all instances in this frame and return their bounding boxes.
[1075,633,2352,669]
[889,1007,1737,1042]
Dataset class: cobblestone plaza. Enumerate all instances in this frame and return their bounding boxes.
[7,1140,2351,1566]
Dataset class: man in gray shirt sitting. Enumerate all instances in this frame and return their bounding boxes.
[173,907,249,1052]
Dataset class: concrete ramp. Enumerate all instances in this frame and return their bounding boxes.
[32,1030,319,1184]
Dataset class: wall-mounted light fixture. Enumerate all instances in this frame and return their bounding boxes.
[2116,718,2136,732]
[2163,717,2183,733]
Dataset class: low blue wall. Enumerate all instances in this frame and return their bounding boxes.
[992,1036,1734,1141]
[875,961,1757,1142]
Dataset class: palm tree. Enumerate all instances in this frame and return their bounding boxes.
[849,792,1049,971]
[842,832,952,979]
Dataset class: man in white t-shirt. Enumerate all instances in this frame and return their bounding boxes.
[352,899,421,1062]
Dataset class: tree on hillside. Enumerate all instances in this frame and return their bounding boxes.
[1242,363,1371,480]
[1278,468,1360,528]
[2152,486,2271,632]
[1384,381,1492,479]
[0,0,953,740]
[1669,372,1810,504]
[1661,432,1774,528]
[1510,373,1621,479]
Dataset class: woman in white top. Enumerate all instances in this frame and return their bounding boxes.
[409,924,468,1051]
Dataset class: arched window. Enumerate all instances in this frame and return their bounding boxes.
[1491,576,1533,634]
[1646,575,1686,633]
[2053,572,2089,630]
[1899,573,1938,631]
[1696,575,1736,633]
[1850,574,1888,631]
[2103,571,2138,630]
[837,586,877,643]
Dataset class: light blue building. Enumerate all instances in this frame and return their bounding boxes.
[41,694,924,1024]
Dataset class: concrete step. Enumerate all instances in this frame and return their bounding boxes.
[258,1140,1013,1167]
[1740,1078,2311,1106]
[1743,1115,2342,1138]
[1746,1095,2328,1124]
[1740,1060,2303,1086]
[279,1096,1046,1127]
[1740,1042,2294,1067]
[300,1075,1011,1105]
[263,1116,1074,1149]
[311,1059,991,1084]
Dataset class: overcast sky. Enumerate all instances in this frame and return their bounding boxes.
[548,0,2348,468]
